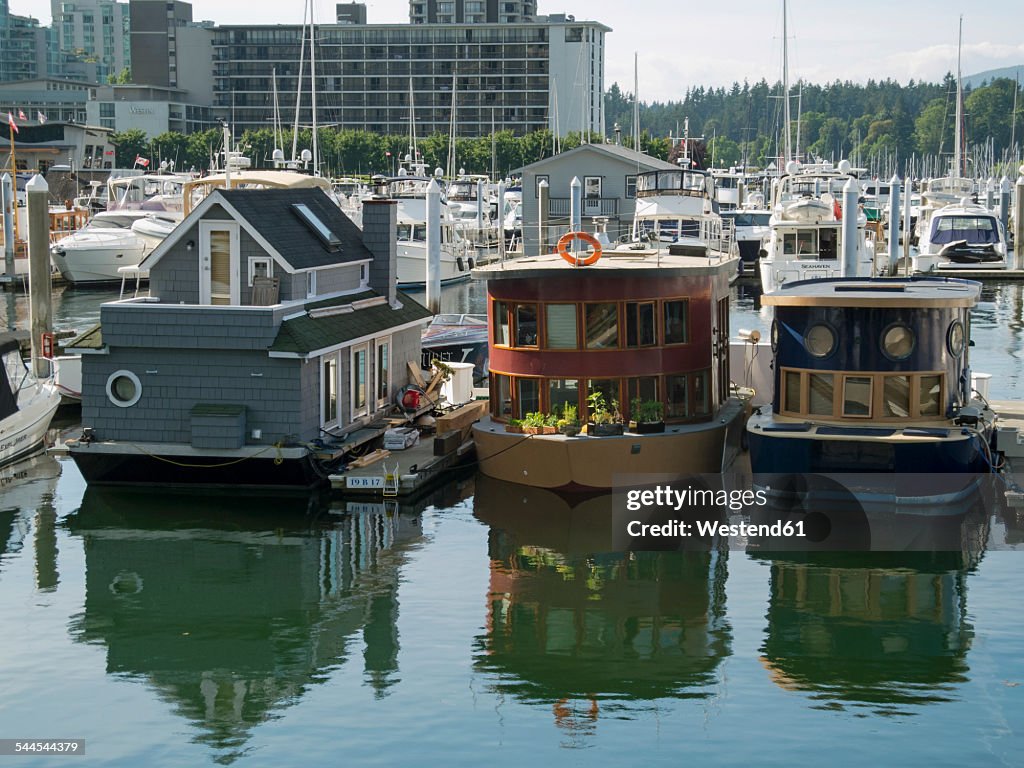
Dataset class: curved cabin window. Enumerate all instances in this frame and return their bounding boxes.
[808,374,834,415]
[663,300,688,344]
[515,304,538,347]
[919,375,942,417]
[548,378,579,415]
[666,375,688,419]
[842,376,872,418]
[516,377,540,418]
[545,304,577,348]
[493,301,510,345]
[493,373,512,419]
[883,376,911,417]
[625,302,656,348]
[585,303,619,349]
[781,368,944,420]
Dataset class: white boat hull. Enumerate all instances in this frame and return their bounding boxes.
[396,242,472,287]
[1,381,61,468]
[51,233,150,284]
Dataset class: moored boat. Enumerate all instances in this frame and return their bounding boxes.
[472,235,744,492]
[747,276,997,503]
[0,333,61,468]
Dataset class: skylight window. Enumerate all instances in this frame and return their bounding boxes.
[292,203,341,251]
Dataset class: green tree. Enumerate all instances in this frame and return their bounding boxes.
[109,128,150,168]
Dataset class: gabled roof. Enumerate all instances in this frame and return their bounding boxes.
[270,290,432,357]
[143,187,372,272]
[515,143,678,175]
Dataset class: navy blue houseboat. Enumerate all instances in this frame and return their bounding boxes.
[747,277,996,484]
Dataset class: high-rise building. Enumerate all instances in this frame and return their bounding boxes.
[409,0,537,25]
[213,14,606,139]
[129,1,193,89]
[50,0,131,84]
[0,1,52,82]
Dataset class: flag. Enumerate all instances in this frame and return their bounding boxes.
[6,112,17,134]
[18,109,26,120]
[36,111,47,124]
[135,155,150,167]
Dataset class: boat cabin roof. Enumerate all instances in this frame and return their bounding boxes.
[762,276,980,308]
[474,249,735,281]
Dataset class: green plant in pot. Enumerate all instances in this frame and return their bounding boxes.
[556,403,580,436]
[631,397,665,434]
[522,411,547,435]
[586,392,624,436]
[505,418,524,434]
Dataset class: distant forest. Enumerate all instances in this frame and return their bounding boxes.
[109,73,1023,179]
[605,74,1024,177]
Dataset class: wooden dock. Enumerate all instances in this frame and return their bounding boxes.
[329,401,485,500]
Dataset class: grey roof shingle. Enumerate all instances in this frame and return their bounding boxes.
[270,290,432,356]
[218,188,372,270]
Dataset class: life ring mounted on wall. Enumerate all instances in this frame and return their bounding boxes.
[557,231,602,266]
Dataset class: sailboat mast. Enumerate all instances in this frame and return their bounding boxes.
[633,52,640,151]
[954,15,963,179]
[782,0,792,164]
[309,0,319,175]
[291,1,309,164]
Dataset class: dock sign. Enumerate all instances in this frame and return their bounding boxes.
[346,476,385,489]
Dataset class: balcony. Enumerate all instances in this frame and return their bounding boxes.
[548,197,620,218]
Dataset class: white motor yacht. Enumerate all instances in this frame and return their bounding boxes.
[759,160,873,291]
[913,199,1009,272]
[0,333,61,468]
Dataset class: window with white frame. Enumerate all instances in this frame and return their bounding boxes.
[376,337,390,407]
[322,354,339,427]
[306,270,317,298]
[351,343,369,418]
[248,256,272,285]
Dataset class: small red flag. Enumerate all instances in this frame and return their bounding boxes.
[135,155,150,167]
[7,112,18,134]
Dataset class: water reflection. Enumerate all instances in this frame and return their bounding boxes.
[63,487,425,762]
[753,502,988,716]
[472,476,731,741]
[0,454,62,582]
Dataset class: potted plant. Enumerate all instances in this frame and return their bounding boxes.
[631,398,665,434]
[586,392,624,436]
[557,403,581,437]
[505,418,524,434]
[543,413,559,434]
[522,411,548,435]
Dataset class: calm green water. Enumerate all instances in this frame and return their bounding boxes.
[1,281,1023,765]
[1,458,1023,766]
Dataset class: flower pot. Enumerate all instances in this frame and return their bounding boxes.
[588,422,624,437]
[505,424,524,434]
[559,425,580,437]
[541,425,557,435]
[635,420,665,434]
[524,426,543,435]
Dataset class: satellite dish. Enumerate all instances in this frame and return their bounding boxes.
[837,159,852,174]
[434,167,444,178]
[785,160,800,175]
[272,148,285,162]
[300,148,313,163]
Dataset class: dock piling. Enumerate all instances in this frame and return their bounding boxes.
[887,174,900,275]
[425,178,441,314]
[841,178,859,277]
[27,174,52,379]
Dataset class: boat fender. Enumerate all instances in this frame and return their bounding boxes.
[557,231,602,266]
[468,256,475,269]
[457,256,466,271]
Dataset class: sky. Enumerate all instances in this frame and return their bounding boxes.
[12,0,1024,103]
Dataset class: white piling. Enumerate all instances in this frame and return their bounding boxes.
[475,178,485,239]
[425,178,441,314]
[887,174,900,275]
[570,176,582,233]
[985,177,996,211]
[537,178,549,257]
[902,175,912,272]
[1014,169,1024,268]
[998,176,1011,242]
[27,175,52,378]
[1,173,13,280]
[497,179,507,264]
[841,178,860,278]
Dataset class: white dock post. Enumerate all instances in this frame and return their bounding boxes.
[902,174,912,274]
[425,178,441,314]
[497,179,506,264]
[27,174,52,378]
[887,174,900,275]
[841,178,860,278]
[537,178,549,257]
[1,173,14,281]
[985,177,996,211]
[998,176,1011,244]
[475,177,485,240]
[1015,168,1024,269]
[570,176,582,233]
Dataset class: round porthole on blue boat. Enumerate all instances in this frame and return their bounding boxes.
[804,323,836,358]
[947,320,965,357]
[106,370,142,408]
[881,323,915,361]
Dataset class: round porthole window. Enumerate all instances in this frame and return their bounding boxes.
[770,320,780,352]
[804,323,836,358]
[106,370,142,408]
[947,320,965,357]
[881,324,915,361]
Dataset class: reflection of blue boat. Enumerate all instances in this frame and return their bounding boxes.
[747,277,997,498]
[420,313,488,380]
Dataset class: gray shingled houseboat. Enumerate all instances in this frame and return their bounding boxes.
[65,187,431,489]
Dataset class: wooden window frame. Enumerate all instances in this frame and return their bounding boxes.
[662,298,689,346]
[542,302,579,350]
[779,367,946,421]
[583,302,620,350]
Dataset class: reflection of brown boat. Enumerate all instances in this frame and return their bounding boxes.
[64,487,423,756]
[473,475,731,705]
[753,507,987,713]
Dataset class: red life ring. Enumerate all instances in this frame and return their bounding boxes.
[557,231,602,266]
